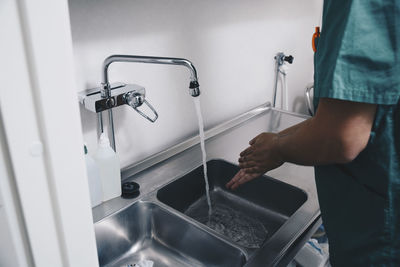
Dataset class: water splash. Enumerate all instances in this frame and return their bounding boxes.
[185,198,268,248]
[193,97,212,217]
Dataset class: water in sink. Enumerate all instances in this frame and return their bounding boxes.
[185,196,268,249]
[157,159,308,254]
[193,97,212,217]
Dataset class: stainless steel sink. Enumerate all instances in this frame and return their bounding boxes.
[94,106,321,267]
[95,201,246,267]
[157,160,308,256]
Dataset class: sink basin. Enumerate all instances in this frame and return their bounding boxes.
[95,201,246,267]
[157,160,308,253]
[93,107,321,266]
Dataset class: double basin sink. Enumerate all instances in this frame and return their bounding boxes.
[95,159,310,267]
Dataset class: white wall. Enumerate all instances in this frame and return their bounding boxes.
[68,0,322,169]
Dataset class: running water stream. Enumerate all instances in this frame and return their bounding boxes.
[193,97,212,217]
[191,98,268,248]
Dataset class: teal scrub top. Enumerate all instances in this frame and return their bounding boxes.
[314,0,400,266]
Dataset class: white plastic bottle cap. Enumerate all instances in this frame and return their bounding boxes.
[99,133,110,148]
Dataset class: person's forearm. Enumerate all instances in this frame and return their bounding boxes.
[273,99,376,166]
[277,119,307,137]
[275,117,342,166]
[236,99,375,183]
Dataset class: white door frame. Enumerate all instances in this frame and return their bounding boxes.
[0,0,99,266]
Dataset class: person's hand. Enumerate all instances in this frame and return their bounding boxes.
[225,169,262,190]
[239,132,284,174]
[225,132,284,190]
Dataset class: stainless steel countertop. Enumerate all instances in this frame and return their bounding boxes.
[92,103,320,266]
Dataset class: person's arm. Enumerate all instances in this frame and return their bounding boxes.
[226,98,376,189]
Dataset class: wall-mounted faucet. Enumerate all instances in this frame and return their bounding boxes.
[79,55,201,151]
[272,52,293,109]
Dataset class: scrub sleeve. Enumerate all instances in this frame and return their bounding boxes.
[313,0,400,266]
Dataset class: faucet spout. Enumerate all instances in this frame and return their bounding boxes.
[97,54,201,152]
[101,55,200,97]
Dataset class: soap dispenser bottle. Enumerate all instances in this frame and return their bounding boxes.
[84,144,102,207]
[94,133,122,201]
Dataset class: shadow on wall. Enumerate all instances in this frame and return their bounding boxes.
[68,0,315,43]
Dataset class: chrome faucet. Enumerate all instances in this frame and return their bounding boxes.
[101,55,200,98]
[272,52,293,108]
[79,55,200,152]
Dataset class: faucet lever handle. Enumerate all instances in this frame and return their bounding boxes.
[124,90,145,108]
[124,90,158,123]
[133,99,159,123]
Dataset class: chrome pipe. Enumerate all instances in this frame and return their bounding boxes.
[98,112,104,135]
[98,54,201,152]
[272,59,281,108]
[108,109,116,151]
[305,83,314,116]
[272,52,293,108]
[102,55,200,97]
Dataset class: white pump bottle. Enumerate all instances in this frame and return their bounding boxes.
[84,144,102,207]
[94,133,122,201]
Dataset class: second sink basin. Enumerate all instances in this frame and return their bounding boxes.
[95,201,245,267]
[157,160,308,253]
